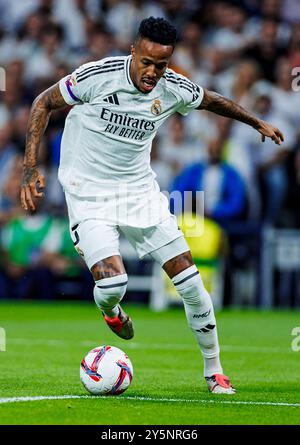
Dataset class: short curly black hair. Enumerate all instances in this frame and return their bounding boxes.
[136,17,177,47]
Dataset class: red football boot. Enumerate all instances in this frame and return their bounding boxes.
[205,374,236,394]
[103,305,134,340]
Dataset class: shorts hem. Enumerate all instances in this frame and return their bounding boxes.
[141,233,188,266]
[86,248,120,270]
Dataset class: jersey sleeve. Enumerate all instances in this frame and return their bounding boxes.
[59,73,85,105]
[175,74,204,116]
[59,62,99,105]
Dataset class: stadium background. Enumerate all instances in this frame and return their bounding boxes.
[1,0,300,427]
[0,0,300,309]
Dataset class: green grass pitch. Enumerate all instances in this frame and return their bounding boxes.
[0,300,300,425]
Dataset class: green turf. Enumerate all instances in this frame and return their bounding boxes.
[0,300,300,424]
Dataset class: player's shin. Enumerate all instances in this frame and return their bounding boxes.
[93,274,128,317]
[172,265,223,377]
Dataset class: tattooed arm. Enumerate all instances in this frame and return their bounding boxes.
[21,83,68,211]
[198,89,284,145]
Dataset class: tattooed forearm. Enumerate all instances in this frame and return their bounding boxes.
[24,83,67,168]
[198,89,260,128]
[24,102,50,168]
[21,83,68,210]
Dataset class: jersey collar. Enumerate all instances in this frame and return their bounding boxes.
[125,56,134,87]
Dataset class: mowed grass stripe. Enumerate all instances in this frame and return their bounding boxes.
[7,338,293,354]
[1,395,300,408]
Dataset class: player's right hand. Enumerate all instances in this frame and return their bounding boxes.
[20,166,45,211]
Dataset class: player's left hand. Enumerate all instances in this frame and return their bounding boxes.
[254,120,284,145]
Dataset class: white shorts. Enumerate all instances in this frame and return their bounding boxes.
[65,180,171,228]
[65,192,189,269]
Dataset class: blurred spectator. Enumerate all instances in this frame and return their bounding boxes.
[12,106,31,150]
[171,137,247,227]
[250,90,296,224]
[16,12,45,63]
[245,19,287,82]
[158,114,202,178]
[36,132,66,215]
[24,22,69,83]
[272,58,300,130]
[0,0,39,33]
[0,122,17,195]
[214,58,261,105]
[78,22,116,65]
[0,155,23,226]
[231,59,261,105]
[282,0,300,24]
[245,0,291,44]
[184,110,218,153]
[0,207,83,299]
[5,59,26,90]
[261,0,283,21]
[106,0,165,52]
[226,123,261,220]
[150,136,174,191]
[0,25,18,65]
[172,21,212,87]
[0,75,25,121]
[285,148,300,227]
[209,3,249,54]
[287,22,300,67]
[160,0,202,32]
[52,0,102,50]
[227,82,296,224]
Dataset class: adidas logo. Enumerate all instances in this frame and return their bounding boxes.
[196,324,215,333]
[103,93,119,105]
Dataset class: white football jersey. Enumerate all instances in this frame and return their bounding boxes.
[58,55,204,198]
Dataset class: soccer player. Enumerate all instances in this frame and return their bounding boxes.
[20,17,284,394]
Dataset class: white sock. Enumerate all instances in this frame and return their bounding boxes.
[93,274,128,318]
[172,265,223,377]
[100,305,119,318]
[203,356,223,378]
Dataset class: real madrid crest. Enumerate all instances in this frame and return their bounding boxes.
[151,99,162,116]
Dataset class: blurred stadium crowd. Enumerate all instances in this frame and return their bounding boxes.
[0,0,300,305]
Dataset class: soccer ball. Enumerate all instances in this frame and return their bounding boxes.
[80,345,133,395]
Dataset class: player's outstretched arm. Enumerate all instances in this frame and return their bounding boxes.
[21,83,68,211]
[198,89,284,145]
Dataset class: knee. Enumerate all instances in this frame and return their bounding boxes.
[93,274,128,309]
[172,265,210,306]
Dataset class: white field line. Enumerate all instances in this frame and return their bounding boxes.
[0,394,300,408]
[7,338,292,354]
